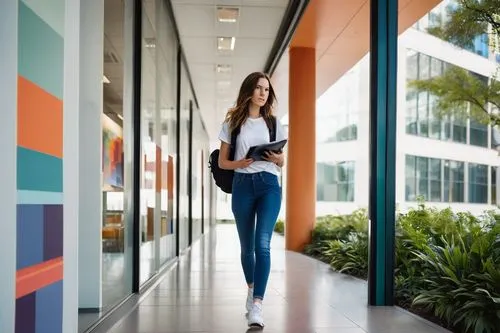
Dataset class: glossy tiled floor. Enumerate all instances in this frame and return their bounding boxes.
[108,224,450,333]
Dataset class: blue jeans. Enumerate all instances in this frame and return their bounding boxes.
[232,171,282,300]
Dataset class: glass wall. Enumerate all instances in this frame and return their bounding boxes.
[139,0,178,284]
[191,108,208,241]
[78,0,214,330]
[178,64,191,251]
[316,66,360,144]
[156,0,178,267]
[101,0,131,313]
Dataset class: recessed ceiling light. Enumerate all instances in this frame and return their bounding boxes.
[217,6,239,23]
[216,64,232,74]
[102,75,111,84]
[144,37,156,48]
[217,37,236,51]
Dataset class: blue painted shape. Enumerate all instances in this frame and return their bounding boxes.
[17,205,44,270]
[18,1,64,99]
[35,281,62,333]
[17,147,62,193]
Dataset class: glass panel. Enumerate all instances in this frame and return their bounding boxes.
[469,163,488,203]
[316,64,360,143]
[191,108,206,242]
[444,160,465,202]
[405,155,417,201]
[417,91,429,137]
[101,0,131,311]
[442,114,452,140]
[452,117,467,143]
[156,0,177,266]
[406,89,418,134]
[429,158,441,201]
[139,0,158,284]
[492,167,497,205]
[430,57,442,78]
[417,156,429,199]
[178,64,191,251]
[469,119,488,147]
[406,49,418,80]
[418,53,430,80]
[428,94,441,139]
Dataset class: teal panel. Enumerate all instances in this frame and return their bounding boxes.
[17,147,62,193]
[21,0,65,37]
[368,0,397,307]
[18,1,63,99]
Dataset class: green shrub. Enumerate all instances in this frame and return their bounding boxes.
[304,204,500,333]
[274,219,285,234]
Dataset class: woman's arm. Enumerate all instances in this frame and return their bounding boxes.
[218,141,253,170]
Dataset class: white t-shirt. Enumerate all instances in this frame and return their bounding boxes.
[218,117,288,176]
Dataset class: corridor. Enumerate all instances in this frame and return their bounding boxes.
[106,225,450,333]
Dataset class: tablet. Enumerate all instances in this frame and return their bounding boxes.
[245,139,288,161]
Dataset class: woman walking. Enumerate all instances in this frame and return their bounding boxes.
[218,72,287,328]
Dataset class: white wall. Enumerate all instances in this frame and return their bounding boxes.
[78,0,104,309]
[63,0,80,330]
[0,1,18,332]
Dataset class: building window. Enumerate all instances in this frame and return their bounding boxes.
[469,163,488,203]
[444,160,465,203]
[317,161,355,202]
[469,119,488,148]
[405,50,491,146]
[491,166,497,205]
[452,116,467,144]
[405,155,441,201]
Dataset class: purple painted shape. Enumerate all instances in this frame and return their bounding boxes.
[43,204,63,261]
[16,292,36,333]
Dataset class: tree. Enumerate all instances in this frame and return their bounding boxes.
[409,0,500,126]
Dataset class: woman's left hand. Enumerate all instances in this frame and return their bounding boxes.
[263,151,284,167]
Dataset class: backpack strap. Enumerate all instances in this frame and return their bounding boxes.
[229,116,276,161]
[270,116,277,142]
[229,126,240,161]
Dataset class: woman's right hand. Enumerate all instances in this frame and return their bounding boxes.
[237,158,253,169]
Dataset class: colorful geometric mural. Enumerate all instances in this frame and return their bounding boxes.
[102,114,124,188]
[16,1,64,332]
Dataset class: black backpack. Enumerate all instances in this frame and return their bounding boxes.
[209,117,277,194]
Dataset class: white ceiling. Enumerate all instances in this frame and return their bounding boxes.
[171,0,289,145]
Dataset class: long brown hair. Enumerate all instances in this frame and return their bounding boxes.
[224,72,277,132]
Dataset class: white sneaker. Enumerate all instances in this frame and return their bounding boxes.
[246,288,254,312]
[248,302,264,328]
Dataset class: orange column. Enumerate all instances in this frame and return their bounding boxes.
[286,47,316,252]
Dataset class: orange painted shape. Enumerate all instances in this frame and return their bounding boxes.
[16,257,63,299]
[18,76,63,158]
[286,47,317,252]
[168,156,174,200]
[283,0,442,97]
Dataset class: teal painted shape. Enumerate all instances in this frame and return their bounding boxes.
[17,147,62,193]
[21,0,65,37]
[18,1,64,99]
